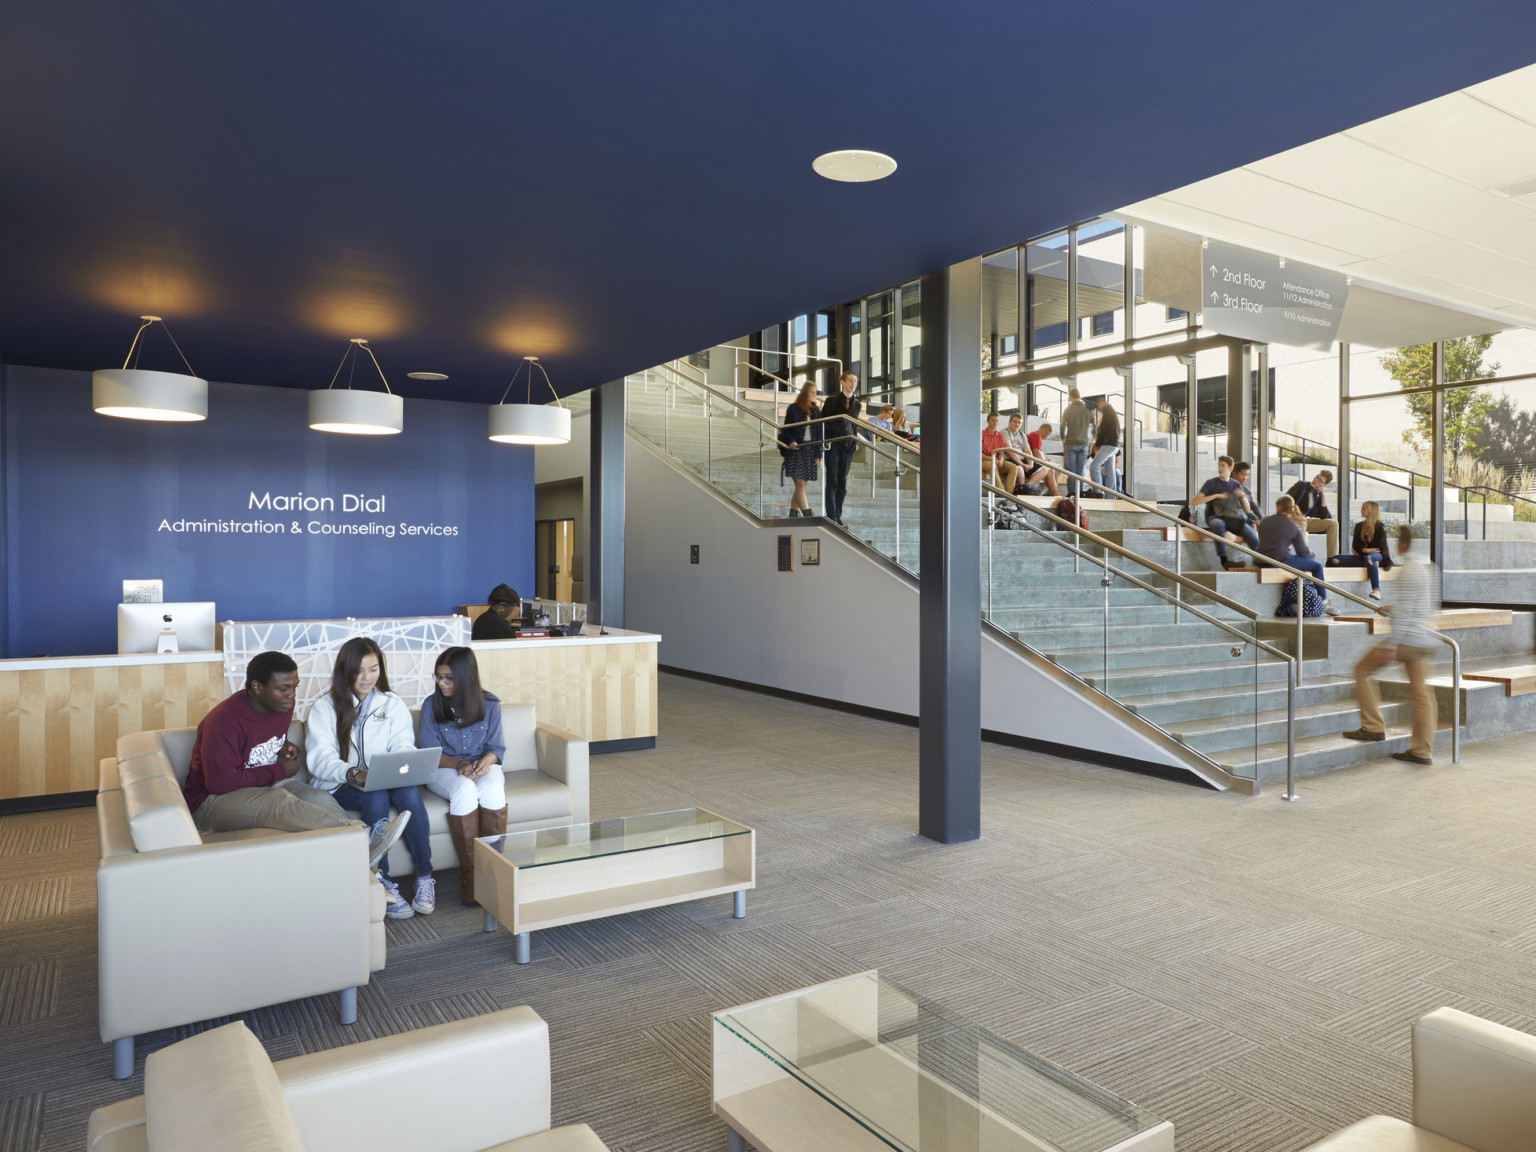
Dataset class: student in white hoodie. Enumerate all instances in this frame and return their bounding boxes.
[307,637,435,919]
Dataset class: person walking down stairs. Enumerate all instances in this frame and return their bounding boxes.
[778,381,823,518]
[1344,526,1441,764]
[820,372,862,525]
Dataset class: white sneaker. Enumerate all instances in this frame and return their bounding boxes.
[1368,589,1382,600]
[367,811,410,870]
[379,874,414,919]
[1322,601,1340,616]
[411,876,436,915]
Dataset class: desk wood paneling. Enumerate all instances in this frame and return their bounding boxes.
[473,637,658,743]
[0,658,225,800]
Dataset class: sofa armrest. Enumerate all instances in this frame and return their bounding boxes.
[536,726,589,825]
[97,826,372,1042]
[87,1095,147,1152]
[275,1006,551,1152]
[1413,1007,1536,1151]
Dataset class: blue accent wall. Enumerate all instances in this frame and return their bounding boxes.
[2,367,534,658]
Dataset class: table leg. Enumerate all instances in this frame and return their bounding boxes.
[483,911,496,933]
[727,1125,746,1152]
[733,890,746,919]
[515,931,531,964]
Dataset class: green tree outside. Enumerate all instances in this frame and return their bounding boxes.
[1378,335,1498,471]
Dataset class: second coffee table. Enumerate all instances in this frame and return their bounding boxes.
[474,807,755,963]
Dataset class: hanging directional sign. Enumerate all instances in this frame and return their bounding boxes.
[1200,242,1349,350]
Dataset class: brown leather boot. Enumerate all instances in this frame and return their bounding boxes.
[445,809,480,904]
[478,805,508,842]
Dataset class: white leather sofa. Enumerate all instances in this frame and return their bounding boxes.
[96,726,386,1081]
[86,1008,610,1152]
[1302,1007,1536,1151]
[295,703,590,879]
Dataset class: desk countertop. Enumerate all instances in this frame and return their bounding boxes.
[470,627,660,650]
[0,650,225,674]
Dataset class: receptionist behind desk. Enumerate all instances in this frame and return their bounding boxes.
[472,583,520,640]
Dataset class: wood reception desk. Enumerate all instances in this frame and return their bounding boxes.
[0,628,659,803]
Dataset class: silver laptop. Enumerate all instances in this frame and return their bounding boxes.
[362,747,442,791]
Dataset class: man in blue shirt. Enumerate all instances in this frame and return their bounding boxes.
[1190,456,1259,569]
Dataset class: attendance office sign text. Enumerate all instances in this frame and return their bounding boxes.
[156,490,462,539]
[1201,242,1349,351]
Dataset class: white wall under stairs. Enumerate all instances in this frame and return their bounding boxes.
[623,434,1200,776]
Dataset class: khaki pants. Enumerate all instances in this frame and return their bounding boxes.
[985,459,1020,493]
[1354,644,1438,760]
[1306,518,1339,559]
[194,777,359,835]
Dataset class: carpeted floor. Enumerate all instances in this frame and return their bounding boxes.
[4,671,1536,1151]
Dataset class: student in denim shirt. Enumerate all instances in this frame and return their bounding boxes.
[418,646,506,905]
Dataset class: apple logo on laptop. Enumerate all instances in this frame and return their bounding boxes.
[399,765,409,774]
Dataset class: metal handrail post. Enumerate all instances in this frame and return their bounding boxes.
[894,443,902,568]
[706,391,713,482]
[1284,661,1298,801]
[987,487,994,618]
[1101,548,1111,688]
[1297,590,1305,685]
[758,423,765,515]
[663,377,670,451]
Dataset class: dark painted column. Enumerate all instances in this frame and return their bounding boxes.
[1225,342,1250,463]
[0,355,8,657]
[588,378,626,629]
[918,258,982,845]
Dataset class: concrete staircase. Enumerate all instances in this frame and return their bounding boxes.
[625,370,1533,784]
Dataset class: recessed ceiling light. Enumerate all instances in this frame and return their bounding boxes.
[812,149,897,183]
[406,371,449,381]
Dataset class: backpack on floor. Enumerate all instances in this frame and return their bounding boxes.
[1055,497,1088,531]
[1276,578,1325,618]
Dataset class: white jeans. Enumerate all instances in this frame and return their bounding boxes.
[427,765,507,816]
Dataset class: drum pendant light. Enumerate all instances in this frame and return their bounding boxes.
[308,338,404,435]
[92,316,208,422]
[488,356,571,445]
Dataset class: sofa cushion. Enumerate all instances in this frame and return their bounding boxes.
[157,727,199,787]
[99,756,122,794]
[145,1021,306,1152]
[121,775,202,852]
[503,771,573,824]
[502,704,539,772]
[1301,1115,1473,1151]
[117,750,178,789]
[96,790,138,860]
[487,1124,611,1152]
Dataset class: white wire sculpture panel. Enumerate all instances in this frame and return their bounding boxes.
[222,616,471,716]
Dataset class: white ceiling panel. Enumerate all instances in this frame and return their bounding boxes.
[1464,219,1536,266]
[1335,259,1520,314]
[1338,284,1510,349]
[1347,91,1536,190]
[1496,303,1536,325]
[1379,241,1536,301]
[1160,168,1442,257]
[1466,63,1536,124]
[1118,200,1364,268]
[1248,134,1536,233]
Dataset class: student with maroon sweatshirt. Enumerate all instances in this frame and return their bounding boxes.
[183,651,408,870]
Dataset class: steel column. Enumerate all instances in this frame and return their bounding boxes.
[918,258,982,845]
[1180,354,1199,503]
[589,378,626,629]
[1431,342,1445,565]
[1256,344,1271,508]
[1337,344,1351,545]
[1225,342,1250,464]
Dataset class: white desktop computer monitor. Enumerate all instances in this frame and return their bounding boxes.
[117,602,217,655]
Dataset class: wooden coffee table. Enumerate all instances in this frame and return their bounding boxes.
[474,807,755,963]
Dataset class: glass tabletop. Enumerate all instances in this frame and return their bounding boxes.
[715,971,1164,1152]
[480,807,749,869]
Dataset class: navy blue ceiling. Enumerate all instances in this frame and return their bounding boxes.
[2,1,1534,402]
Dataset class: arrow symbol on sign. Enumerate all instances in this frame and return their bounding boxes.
[1210,291,1219,303]
[1209,265,1217,276]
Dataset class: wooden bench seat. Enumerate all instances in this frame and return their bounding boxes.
[1332,608,1514,635]
[1256,565,1400,584]
[1462,665,1536,697]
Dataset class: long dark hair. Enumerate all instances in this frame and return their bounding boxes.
[331,636,391,759]
[428,646,496,727]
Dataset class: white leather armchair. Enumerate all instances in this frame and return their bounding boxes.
[86,1008,611,1152]
[1302,1008,1536,1151]
[97,729,383,1080]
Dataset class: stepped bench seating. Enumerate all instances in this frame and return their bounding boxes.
[1333,608,1514,635]
[86,1008,610,1152]
[1301,1007,1536,1152]
[1462,664,1536,697]
[1255,565,1399,585]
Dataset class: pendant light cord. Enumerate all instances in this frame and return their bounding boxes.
[324,340,395,394]
[121,318,198,377]
[496,358,564,407]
